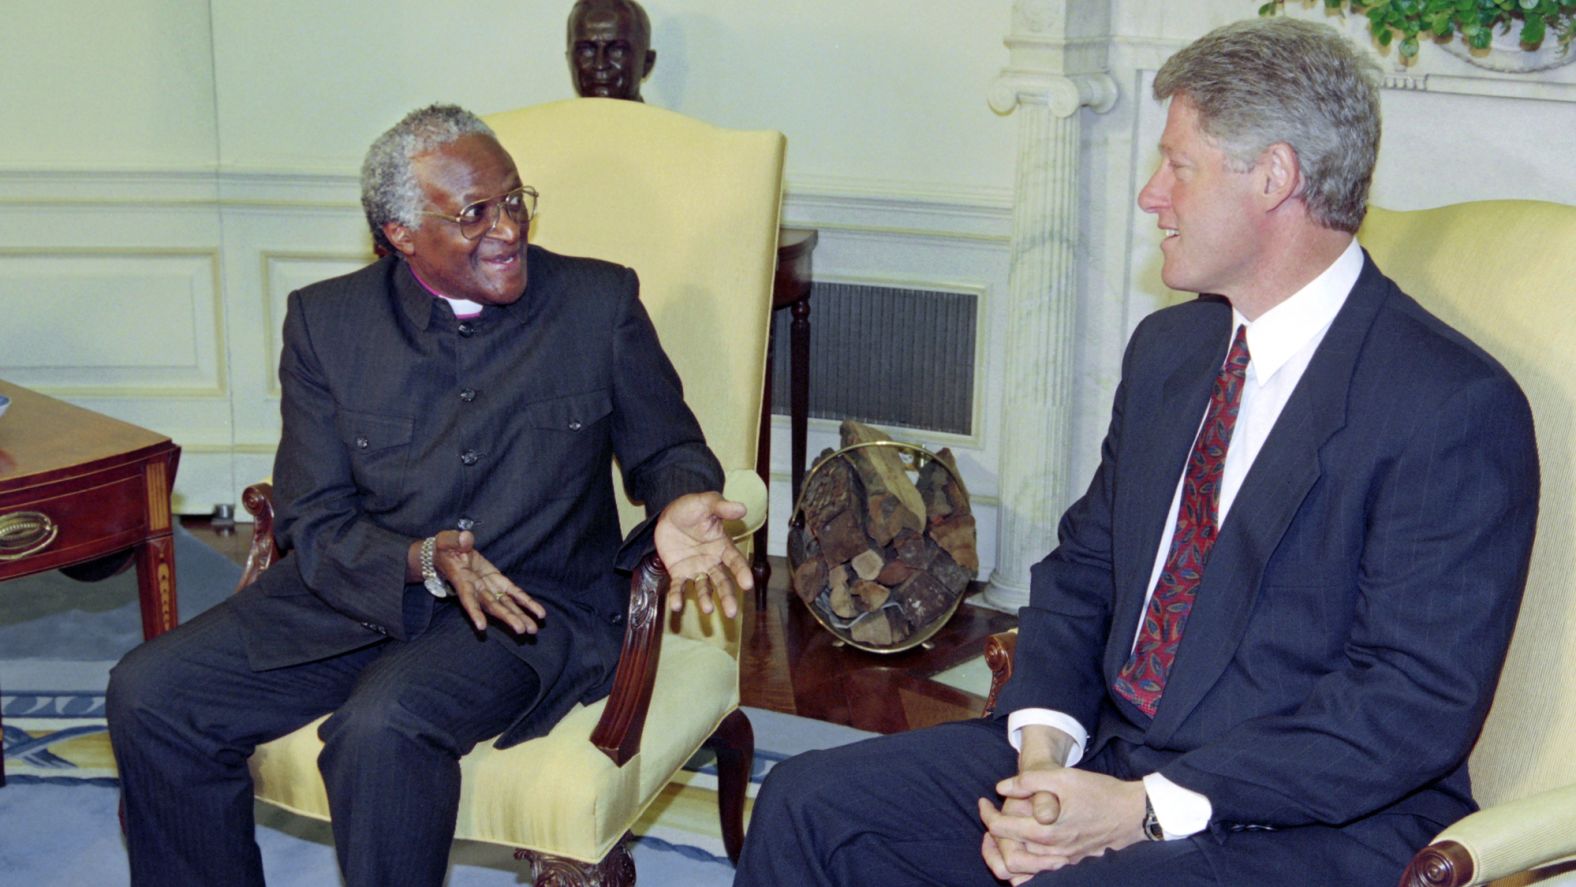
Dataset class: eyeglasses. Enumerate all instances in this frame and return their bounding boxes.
[419,185,539,240]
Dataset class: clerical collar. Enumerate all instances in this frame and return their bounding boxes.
[406,263,484,319]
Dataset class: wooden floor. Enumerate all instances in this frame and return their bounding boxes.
[180,517,1016,735]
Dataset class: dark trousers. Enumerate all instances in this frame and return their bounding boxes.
[732,718,1426,887]
[106,597,540,887]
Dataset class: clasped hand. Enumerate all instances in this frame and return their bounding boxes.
[653,491,754,619]
[979,766,1148,884]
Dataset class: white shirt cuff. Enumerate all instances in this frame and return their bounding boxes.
[1142,772,1212,839]
[1005,709,1088,767]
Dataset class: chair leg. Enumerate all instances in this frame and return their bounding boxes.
[703,708,755,864]
[516,841,635,887]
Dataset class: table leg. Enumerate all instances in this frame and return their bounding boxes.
[752,326,776,601]
[134,532,178,641]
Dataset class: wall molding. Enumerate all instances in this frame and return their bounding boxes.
[785,175,1012,241]
[0,165,1021,227]
[0,246,227,397]
[258,250,377,398]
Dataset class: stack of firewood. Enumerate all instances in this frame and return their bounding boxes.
[788,420,978,651]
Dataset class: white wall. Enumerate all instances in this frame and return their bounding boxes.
[0,2,219,169]
[205,0,1017,189]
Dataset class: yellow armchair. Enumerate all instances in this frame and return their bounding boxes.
[1360,201,1576,887]
[243,99,785,886]
[487,98,783,544]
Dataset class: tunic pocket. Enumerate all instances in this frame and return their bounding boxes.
[520,390,612,499]
[335,409,415,512]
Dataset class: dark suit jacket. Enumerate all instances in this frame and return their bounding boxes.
[995,253,1539,852]
[230,246,721,745]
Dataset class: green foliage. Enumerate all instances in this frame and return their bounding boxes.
[1259,0,1576,56]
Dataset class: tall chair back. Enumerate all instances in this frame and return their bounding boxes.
[1361,200,1576,885]
[246,101,786,883]
[485,98,785,539]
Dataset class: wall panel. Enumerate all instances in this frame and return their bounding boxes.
[0,249,222,391]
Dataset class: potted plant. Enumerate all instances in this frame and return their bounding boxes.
[1259,0,1576,63]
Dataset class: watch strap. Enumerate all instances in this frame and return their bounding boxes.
[1142,792,1164,841]
[420,536,451,598]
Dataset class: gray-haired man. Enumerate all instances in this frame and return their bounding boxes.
[108,103,751,886]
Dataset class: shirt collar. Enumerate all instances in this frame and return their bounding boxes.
[407,262,485,318]
[1234,237,1362,385]
[394,257,533,329]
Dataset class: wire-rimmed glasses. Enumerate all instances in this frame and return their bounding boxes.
[419,185,539,240]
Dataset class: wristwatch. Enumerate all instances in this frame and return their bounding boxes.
[420,536,451,598]
[1142,794,1164,842]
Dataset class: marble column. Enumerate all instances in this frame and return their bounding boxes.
[983,0,1117,612]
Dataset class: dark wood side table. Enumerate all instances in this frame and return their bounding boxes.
[752,226,818,596]
[0,379,180,786]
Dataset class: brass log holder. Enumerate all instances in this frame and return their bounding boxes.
[788,440,973,654]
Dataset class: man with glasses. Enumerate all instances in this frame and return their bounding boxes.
[107,103,751,886]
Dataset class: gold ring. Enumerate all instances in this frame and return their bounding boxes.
[490,590,507,603]
[692,572,710,586]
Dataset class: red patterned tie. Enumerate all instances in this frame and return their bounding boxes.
[1114,325,1251,718]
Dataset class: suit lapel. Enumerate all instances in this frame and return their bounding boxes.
[1143,255,1392,743]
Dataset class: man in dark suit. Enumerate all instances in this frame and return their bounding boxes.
[733,18,1538,887]
[106,103,752,886]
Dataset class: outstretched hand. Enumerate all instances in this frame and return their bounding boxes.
[431,530,547,635]
[652,491,754,619]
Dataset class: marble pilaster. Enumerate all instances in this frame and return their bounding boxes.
[982,0,1116,612]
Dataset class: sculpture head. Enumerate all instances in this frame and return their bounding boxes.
[566,0,656,102]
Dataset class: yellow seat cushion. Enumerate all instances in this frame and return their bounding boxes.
[249,630,738,863]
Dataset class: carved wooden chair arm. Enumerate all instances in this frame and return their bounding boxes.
[1398,782,1576,887]
[589,552,669,766]
[236,482,281,592]
[981,629,1018,717]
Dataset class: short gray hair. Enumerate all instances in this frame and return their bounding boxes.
[1154,17,1382,233]
[361,104,495,255]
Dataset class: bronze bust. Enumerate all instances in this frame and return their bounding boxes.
[566,0,656,102]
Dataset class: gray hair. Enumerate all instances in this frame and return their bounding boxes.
[1154,17,1382,233]
[361,103,495,255]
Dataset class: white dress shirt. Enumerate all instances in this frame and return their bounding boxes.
[1006,238,1363,838]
